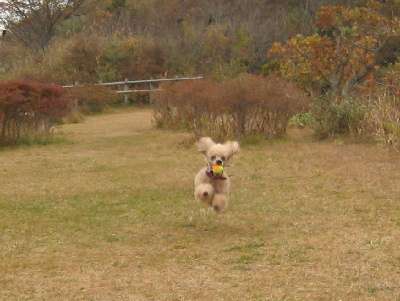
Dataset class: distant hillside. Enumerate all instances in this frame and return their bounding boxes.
[0,0,398,84]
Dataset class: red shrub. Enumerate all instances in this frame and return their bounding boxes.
[67,84,114,113]
[153,75,310,140]
[0,80,74,144]
[34,83,74,131]
[154,79,220,132]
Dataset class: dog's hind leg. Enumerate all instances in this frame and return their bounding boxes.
[194,183,214,206]
[211,193,228,213]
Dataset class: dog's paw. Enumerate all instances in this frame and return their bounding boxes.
[194,183,214,205]
[213,204,221,213]
[212,193,228,213]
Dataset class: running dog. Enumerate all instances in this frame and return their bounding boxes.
[194,137,239,213]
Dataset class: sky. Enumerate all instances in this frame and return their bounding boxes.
[0,1,6,31]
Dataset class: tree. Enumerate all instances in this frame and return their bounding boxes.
[268,0,399,97]
[0,0,89,50]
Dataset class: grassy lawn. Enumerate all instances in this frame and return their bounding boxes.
[1,107,400,300]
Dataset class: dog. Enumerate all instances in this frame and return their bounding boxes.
[194,137,239,213]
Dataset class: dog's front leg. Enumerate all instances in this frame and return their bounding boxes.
[212,193,228,213]
[194,183,214,206]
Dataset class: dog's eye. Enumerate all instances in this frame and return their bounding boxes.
[211,156,216,160]
[221,156,226,161]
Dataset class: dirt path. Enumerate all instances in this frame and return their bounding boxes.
[60,108,153,142]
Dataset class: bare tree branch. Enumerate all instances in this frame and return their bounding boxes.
[0,0,89,50]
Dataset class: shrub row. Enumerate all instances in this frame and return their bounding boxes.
[308,77,399,150]
[153,75,311,140]
[0,80,74,145]
[67,84,116,114]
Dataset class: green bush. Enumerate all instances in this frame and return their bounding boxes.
[291,112,312,128]
[310,95,368,139]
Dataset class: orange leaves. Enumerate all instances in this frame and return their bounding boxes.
[267,42,284,56]
[268,34,335,94]
[268,2,399,96]
[315,6,343,31]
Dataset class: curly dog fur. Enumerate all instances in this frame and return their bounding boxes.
[194,137,239,213]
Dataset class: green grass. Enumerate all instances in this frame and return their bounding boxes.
[1,107,400,300]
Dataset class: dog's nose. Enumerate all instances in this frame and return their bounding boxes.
[216,160,222,165]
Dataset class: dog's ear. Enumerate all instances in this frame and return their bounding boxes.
[224,141,239,159]
[198,137,215,155]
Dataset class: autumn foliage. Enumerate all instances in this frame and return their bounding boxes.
[268,1,399,97]
[0,81,74,144]
[153,75,310,141]
[67,84,115,113]
[268,1,400,148]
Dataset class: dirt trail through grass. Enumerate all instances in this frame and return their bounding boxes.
[1,108,400,300]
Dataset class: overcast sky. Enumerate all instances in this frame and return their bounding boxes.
[0,1,10,32]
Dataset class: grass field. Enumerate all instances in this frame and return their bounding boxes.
[1,107,400,301]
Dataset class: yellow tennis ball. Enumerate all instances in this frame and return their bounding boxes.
[212,165,224,175]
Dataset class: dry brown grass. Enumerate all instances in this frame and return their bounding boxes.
[1,108,400,301]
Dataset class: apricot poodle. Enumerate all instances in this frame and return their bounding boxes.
[194,137,239,213]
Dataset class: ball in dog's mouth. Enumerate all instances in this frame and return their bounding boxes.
[212,165,224,175]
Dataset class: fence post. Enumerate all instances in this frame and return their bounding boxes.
[124,78,129,106]
[149,79,154,104]
[74,82,80,107]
